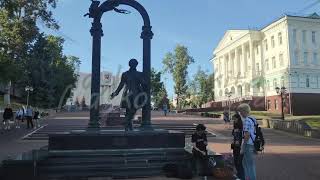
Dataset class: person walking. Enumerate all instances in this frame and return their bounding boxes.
[15,108,23,129]
[163,103,168,116]
[238,103,257,180]
[26,106,34,129]
[231,113,245,180]
[3,104,14,130]
[33,109,40,128]
[223,109,230,124]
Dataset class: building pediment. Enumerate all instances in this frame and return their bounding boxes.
[214,30,249,54]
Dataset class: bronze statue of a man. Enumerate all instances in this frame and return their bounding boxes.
[110,59,147,131]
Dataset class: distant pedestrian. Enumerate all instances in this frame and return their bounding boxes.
[192,124,208,176]
[223,109,230,124]
[3,104,13,130]
[15,108,23,129]
[231,112,244,180]
[238,103,257,180]
[163,103,168,116]
[26,106,34,129]
[33,109,41,128]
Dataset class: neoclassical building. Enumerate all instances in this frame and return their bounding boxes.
[212,13,320,115]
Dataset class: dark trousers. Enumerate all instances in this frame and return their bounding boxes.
[233,146,245,180]
[26,116,33,129]
[192,150,208,176]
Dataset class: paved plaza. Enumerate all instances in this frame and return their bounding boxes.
[1,111,320,179]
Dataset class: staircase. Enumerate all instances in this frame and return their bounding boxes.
[38,148,192,179]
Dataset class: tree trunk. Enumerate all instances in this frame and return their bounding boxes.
[4,81,11,105]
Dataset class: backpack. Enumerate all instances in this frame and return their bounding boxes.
[248,117,265,152]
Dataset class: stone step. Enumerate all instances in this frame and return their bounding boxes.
[38,164,164,179]
[41,154,189,166]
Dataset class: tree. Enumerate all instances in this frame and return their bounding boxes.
[81,96,87,108]
[75,97,80,107]
[189,67,215,108]
[18,34,79,108]
[150,68,167,108]
[162,45,194,109]
[0,0,59,104]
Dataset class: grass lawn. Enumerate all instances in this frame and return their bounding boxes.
[207,111,320,129]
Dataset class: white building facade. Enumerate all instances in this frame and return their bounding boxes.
[212,13,320,115]
[66,71,123,107]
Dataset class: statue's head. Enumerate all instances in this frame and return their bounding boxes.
[129,59,138,68]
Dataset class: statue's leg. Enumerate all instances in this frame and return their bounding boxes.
[125,108,136,131]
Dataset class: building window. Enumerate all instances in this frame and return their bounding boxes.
[302,30,306,43]
[279,53,284,66]
[304,52,308,65]
[272,56,276,68]
[313,52,318,65]
[267,100,271,110]
[306,75,310,88]
[278,32,283,45]
[293,51,299,65]
[281,76,285,87]
[265,59,269,70]
[267,80,270,90]
[312,31,316,44]
[256,46,259,54]
[264,39,268,51]
[293,29,297,42]
[271,36,275,48]
[273,78,278,88]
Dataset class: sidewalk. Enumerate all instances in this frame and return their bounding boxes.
[206,120,320,180]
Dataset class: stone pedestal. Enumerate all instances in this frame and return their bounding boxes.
[49,129,185,150]
[101,111,126,126]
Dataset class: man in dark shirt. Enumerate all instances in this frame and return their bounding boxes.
[191,124,208,176]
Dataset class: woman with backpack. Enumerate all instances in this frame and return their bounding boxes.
[231,113,245,180]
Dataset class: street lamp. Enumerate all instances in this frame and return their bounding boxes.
[275,86,287,120]
[225,90,233,121]
[25,86,33,107]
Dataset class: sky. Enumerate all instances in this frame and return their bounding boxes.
[42,0,320,98]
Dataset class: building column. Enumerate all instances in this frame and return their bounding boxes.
[235,47,240,77]
[249,41,255,94]
[242,44,246,76]
[229,51,233,77]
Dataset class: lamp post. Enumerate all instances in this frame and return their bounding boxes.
[275,86,287,120]
[25,86,33,108]
[225,90,233,121]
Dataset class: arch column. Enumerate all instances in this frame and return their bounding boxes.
[141,25,154,129]
[89,19,103,129]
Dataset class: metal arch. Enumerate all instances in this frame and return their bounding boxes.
[99,0,151,27]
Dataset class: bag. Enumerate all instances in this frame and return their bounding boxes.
[207,157,216,169]
[248,117,265,152]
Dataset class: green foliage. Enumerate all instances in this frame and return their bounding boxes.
[188,67,214,108]
[151,68,167,108]
[162,45,194,109]
[17,34,79,108]
[0,1,79,108]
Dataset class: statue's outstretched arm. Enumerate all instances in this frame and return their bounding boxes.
[111,74,125,98]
